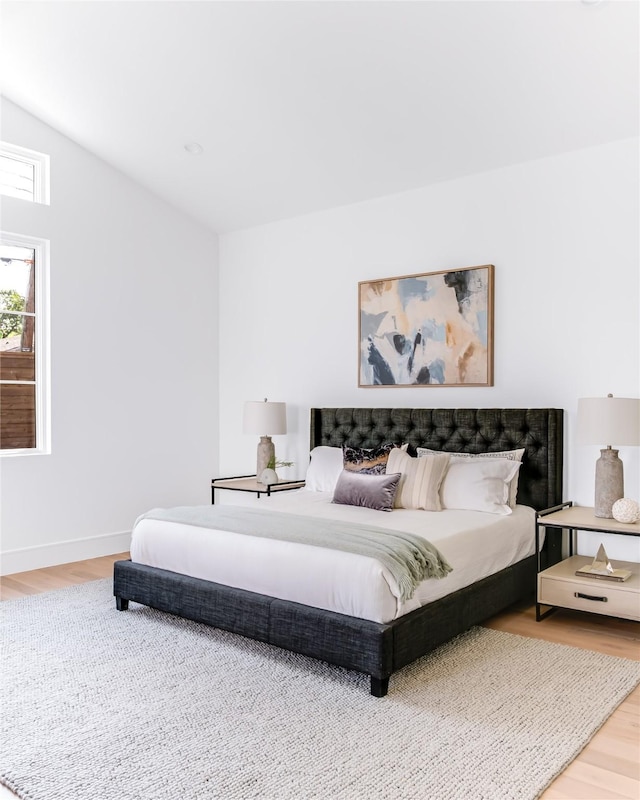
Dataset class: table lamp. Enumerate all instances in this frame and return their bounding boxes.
[243,399,287,480]
[576,394,640,518]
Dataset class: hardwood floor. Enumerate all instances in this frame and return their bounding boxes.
[0,553,129,600]
[1,555,639,800]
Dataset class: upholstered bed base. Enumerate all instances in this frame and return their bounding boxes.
[114,407,563,696]
[114,554,535,696]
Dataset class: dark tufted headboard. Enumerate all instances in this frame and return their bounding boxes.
[309,408,563,512]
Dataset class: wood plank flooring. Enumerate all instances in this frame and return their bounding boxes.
[1,554,639,800]
[0,553,130,600]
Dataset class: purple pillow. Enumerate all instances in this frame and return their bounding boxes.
[332,470,401,512]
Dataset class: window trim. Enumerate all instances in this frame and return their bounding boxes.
[0,231,51,456]
[0,141,50,205]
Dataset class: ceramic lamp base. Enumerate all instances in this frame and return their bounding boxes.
[594,447,623,519]
[256,436,275,480]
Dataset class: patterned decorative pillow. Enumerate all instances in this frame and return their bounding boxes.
[386,448,450,511]
[417,447,525,508]
[342,442,403,475]
[332,469,402,512]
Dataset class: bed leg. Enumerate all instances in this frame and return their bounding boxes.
[115,596,129,611]
[370,676,389,697]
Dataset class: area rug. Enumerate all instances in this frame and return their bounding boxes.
[1,580,638,800]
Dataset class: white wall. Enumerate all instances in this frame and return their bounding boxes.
[1,102,637,572]
[219,138,640,561]
[0,99,219,573]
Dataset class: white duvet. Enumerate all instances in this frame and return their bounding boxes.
[130,488,537,624]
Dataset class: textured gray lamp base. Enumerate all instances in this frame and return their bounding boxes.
[256,436,275,482]
[594,447,624,518]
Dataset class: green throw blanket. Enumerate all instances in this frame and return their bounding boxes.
[135,505,453,602]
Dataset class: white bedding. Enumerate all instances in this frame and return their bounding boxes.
[130,489,537,624]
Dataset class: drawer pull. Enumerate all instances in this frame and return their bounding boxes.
[575,592,608,603]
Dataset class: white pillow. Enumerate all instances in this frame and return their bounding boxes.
[304,446,344,492]
[417,447,525,507]
[386,448,450,511]
[439,458,522,516]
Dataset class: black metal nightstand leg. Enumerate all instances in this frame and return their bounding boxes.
[536,603,557,622]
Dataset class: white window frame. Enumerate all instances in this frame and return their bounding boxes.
[0,141,50,205]
[0,231,51,456]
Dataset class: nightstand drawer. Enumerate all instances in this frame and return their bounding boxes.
[538,556,640,622]
[538,576,639,620]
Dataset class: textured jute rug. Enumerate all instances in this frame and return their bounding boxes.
[1,579,638,800]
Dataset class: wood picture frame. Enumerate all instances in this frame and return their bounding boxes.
[358,264,494,387]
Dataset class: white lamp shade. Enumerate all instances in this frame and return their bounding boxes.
[243,401,287,436]
[576,396,640,446]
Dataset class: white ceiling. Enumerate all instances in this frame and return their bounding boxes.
[1,1,638,234]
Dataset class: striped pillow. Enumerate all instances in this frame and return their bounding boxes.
[386,448,450,511]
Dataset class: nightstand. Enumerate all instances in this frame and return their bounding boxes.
[536,502,640,622]
[211,475,305,504]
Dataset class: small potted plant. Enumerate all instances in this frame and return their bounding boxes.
[259,456,294,486]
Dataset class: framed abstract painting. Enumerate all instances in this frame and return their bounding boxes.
[358,264,494,387]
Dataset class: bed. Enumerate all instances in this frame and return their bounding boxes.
[113,407,564,696]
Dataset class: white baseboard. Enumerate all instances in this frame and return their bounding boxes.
[0,530,132,576]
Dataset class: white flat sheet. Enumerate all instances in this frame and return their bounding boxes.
[130,489,537,624]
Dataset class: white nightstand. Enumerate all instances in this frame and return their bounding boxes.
[211,475,305,504]
[535,503,640,622]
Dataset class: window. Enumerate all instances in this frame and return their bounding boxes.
[0,142,50,204]
[0,233,50,455]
